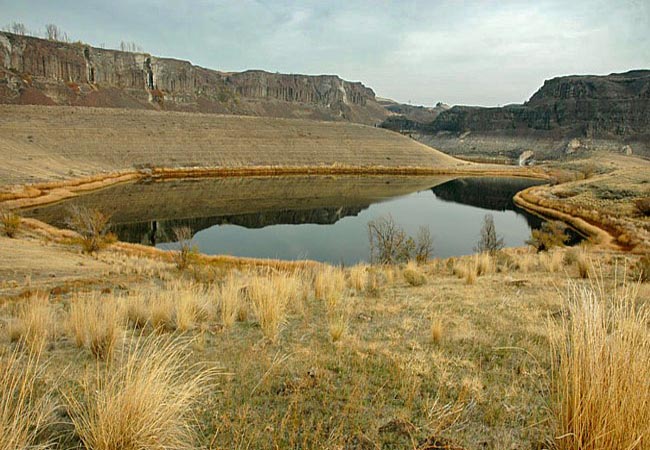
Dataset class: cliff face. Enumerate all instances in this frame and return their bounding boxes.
[0,32,387,124]
[426,71,650,138]
[382,71,650,158]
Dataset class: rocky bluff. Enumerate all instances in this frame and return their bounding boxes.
[0,32,387,124]
[383,71,650,159]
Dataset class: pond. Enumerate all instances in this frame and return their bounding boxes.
[22,175,580,264]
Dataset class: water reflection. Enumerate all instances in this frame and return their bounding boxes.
[22,175,575,263]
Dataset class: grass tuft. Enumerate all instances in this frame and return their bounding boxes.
[68,294,122,359]
[549,278,650,449]
[403,262,427,286]
[0,347,55,450]
[65,335,215,450]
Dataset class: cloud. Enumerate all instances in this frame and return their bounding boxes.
[1,0,648,106]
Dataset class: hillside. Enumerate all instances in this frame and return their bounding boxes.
[0,32,388,124]
[0,105,460,186]
[382,70,650,160]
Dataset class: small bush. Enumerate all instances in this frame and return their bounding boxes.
[0,209,20,238]
[474,214,504,255]
[527,221,569,252]
[172,226,197,271]
[634,197,650,216]
[66,206,115,253]
[414,226,434,264]
[367,215,433,264]
[403,263,427,286]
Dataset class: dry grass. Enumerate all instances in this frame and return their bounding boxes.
[327,307,349,342]
[474,252,493,276]
[464,265,477,285]
[248,273,301,342]
[7,295,57,353]
[549,276,650,449]
[65,335,215,450]
[540,250,564,273]
[314,265,346,309]
[403,262,427,286]
[218,274,241,328]
[430,316,443,344]
[0,348,55,450]
[348,264,369,292]
[68,294,122,359]
[0,209,20,238]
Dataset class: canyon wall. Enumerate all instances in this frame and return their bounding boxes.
[0,32,387,124]
[383,70,650,159]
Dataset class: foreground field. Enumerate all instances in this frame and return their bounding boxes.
[1,233,648,449]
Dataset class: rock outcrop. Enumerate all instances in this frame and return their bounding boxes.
[382,71,650,158]
[0,32,387,124]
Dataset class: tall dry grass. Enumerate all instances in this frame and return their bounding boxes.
[248,273,302,342]
[348,264,369,292]
[403,261,427,286]
[7,295,57,353]
[68,294,122,359]
[65,335,214,450]
[0,348,54,450]
[314,266,346,309]
[549,276,650,449]
[218,274,242,328]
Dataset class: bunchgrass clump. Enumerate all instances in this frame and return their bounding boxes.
[0,347,55,450]
[68,294,122,359]
[549,278,650,449]
[65,335,215,450]
[403,262,427,286]
[8,295,57,353]
[0,209,20,238]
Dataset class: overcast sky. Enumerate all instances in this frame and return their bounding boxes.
[2,0,649,106]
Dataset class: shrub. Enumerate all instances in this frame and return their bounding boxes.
[0,347,55,450]
[65,336,214,450]
[0,209,20,238]
[414,226,434,264]
[66,206,115,253]
[474,214,504,255]
[526,221,569,252]
[368,215,434,264]
[403,263,427,286]
[367,215,413,264]
[549,281,650,449]
[172,226,197,271]
[634,197,650,216]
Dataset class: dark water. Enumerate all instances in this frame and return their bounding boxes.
[22,175,580,264]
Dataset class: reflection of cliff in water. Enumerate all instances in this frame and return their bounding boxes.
[432,177,545,227]
[22,175,453,245]
[432,177,583,244]
[113,206,366,245]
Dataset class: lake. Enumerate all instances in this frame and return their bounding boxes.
[22,175,578,264]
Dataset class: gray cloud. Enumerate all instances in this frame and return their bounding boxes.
[1,0,648,106]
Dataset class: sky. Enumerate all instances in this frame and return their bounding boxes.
[2,0,649,106]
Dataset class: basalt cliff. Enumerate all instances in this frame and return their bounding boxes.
[383,70,650,160]
[0,32,387,124]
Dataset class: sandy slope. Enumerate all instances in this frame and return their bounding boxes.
[0,105,462,186]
